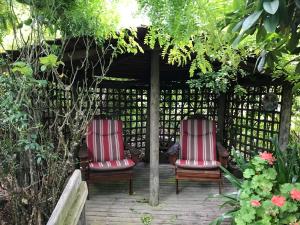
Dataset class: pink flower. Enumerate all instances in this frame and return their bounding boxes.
[259,151,276,165]
[250,200,261,207]
[291,189,300,201]
[271,195,286,207]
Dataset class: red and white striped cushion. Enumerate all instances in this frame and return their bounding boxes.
[86,119,125,162]
[175,159,220,169]
[89,159,135,171]
[180,119,217,161]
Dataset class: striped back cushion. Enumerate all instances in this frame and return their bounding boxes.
[180,119,216,161]
[86,119,125,162]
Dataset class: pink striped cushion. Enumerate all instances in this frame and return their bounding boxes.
[180,119,217,161]
[89,159,135,171]
[86,119,125,162]
[175,159,220,169]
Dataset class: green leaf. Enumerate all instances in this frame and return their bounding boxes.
[220,166,242,188]
[12,61,33,76]
[263,0,280,14]
[243,168,255,178]
[264,168,277,180]
[17,22,23,29]
[256,26,267,42]
[24,18,32,26]
[241,10,263,33]
[39,54,58,68]
[232,34,243,48]
[257,51,266,72]
[232,20,244,32]
[264,14,279,33]
[40,65,47,72]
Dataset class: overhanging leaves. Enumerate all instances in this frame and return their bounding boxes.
[264,14,279,33]
[263,0,280,15]
[241,10,263,33]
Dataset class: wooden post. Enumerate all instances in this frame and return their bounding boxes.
[279,82,293,151]
[145,88,151,163]
[149,50,160,206]
[217,94,226,143]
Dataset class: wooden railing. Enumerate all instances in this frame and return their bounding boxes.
[47,170,88,225]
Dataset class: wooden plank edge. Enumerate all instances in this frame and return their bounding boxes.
[64,182,88,225]
[47,170,82,225]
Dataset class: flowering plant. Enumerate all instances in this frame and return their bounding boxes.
[234,151,300,224]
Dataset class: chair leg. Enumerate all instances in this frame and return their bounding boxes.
[129,178,133,195]
[176,179,179,194]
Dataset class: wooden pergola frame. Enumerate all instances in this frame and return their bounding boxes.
[2,27,293,206]
[55,28,293,206]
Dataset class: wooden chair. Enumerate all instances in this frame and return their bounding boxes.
[79,119,135,198]
[174,119,229,194]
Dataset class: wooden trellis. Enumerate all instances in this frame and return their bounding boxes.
[225,85,282,158]
[159,84,218,148]
[48,80,286,160]
[96,85,148,150]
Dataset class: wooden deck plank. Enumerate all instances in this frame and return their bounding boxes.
[86,164,234,225]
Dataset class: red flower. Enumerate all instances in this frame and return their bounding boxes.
[259,151,276,165]
[250,200,261,207]
[291,189,300,201]
[271,195,285,207]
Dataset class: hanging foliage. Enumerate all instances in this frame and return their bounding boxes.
[138,0,300,93]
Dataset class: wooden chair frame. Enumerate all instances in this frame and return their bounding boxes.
[79,142,135,198]
[175,142,228,194]
[79,118,139,199]
[172,118,229,194]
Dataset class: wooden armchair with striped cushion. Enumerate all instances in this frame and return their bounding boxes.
[175,119,229,194]
[79,119,135,197]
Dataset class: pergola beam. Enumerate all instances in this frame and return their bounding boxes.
[149,50,160,206]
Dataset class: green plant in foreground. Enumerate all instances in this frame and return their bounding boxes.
[211,137,300,225]
[141,214,153,225]
[235,151,300,224]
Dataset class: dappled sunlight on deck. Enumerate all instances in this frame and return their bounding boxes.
[86,164,234,225]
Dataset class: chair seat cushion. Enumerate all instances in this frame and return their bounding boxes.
[89,159,135,171]
[175,159,220,169]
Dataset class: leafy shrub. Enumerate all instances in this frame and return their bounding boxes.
[212,138,300,225]
[235,152,300,224]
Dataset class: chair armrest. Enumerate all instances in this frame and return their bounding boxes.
[124,144,141,164]
[217,142,229,167]
[166,143,180,156]
[166,143,180,165]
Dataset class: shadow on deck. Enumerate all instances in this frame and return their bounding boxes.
[86,164,234,225]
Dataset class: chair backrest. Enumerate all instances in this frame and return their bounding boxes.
[180,119,216,161]
[86,119,124,162]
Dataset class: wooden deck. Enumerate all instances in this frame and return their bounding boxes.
[86,164,234,225]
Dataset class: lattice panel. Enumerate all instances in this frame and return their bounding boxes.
[225,86,282,158]
[47,80,284,161]
[45,83,72,127]
[159,86,218,148]
[96,86,148,150]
